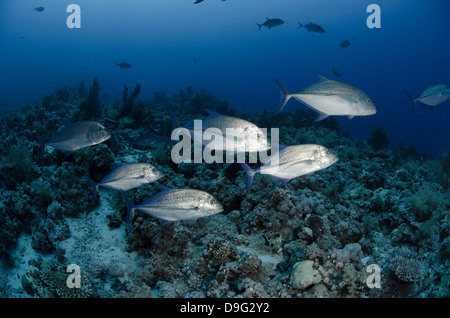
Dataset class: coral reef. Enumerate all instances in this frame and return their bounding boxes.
[78,77,102,119]
[368,126,389,151]
[0,80,448,298]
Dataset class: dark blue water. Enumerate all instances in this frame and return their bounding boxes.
[0,0,449,156]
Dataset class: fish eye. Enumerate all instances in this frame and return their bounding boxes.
[326,151,330,155]
[367,98,372,103]
[210,199,215,204]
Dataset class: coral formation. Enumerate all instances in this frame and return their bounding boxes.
[0,81,449,299]
[78,77,102,119]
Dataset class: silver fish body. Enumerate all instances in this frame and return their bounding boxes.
[241,144,338,193]
[86,163,163,200]
[406,84,450,111]
[122,188,223,224]
[184,109,270,153]
[40,121,111,157]
[275,75,377,121]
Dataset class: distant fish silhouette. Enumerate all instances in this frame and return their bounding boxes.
[340,40,351,48]
[115,62,132,69]
[332,67,342,78]
[194,0,204,3]
[298,22,325,33]
[34,7,44,12]
[257,18,284,31]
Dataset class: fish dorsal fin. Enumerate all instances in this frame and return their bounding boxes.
[278,144,288,151]
[155,184,171,191]
[203,109,221,117]
[314,73,330,82]
[110,163,123,170]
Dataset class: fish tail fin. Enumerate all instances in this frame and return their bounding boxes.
[274,79,292,114]
[298,22,303,29]
[240,163,257,193]
[120,190,135,223]
[85,175,98,201]
[257,23,262,31]
[36,134,45,160]
[404,91,416,112]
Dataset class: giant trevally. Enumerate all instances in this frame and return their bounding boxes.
[180,109,270,153]
[274,75,377,121]
[240,144,338,193]
[85,163,163,200]
[38,121,111,158]
[257,18,284,31]
[405,84,450,111]
[298,22,325,33]
[121,188,223,224]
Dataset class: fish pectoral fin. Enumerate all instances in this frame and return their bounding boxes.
[279,178,291,187]
[348,115,354,119]
[110,163,123,169]
[158,220,171,227]
[202,109,221,117]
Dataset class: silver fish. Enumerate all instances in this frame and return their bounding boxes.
[183,109,270,153]
[240,144,338,193]
[38,121,111,158]
[86,163,163,200]
[405,84,450,111]
[275,75,377,121]
[121,188,223,224]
